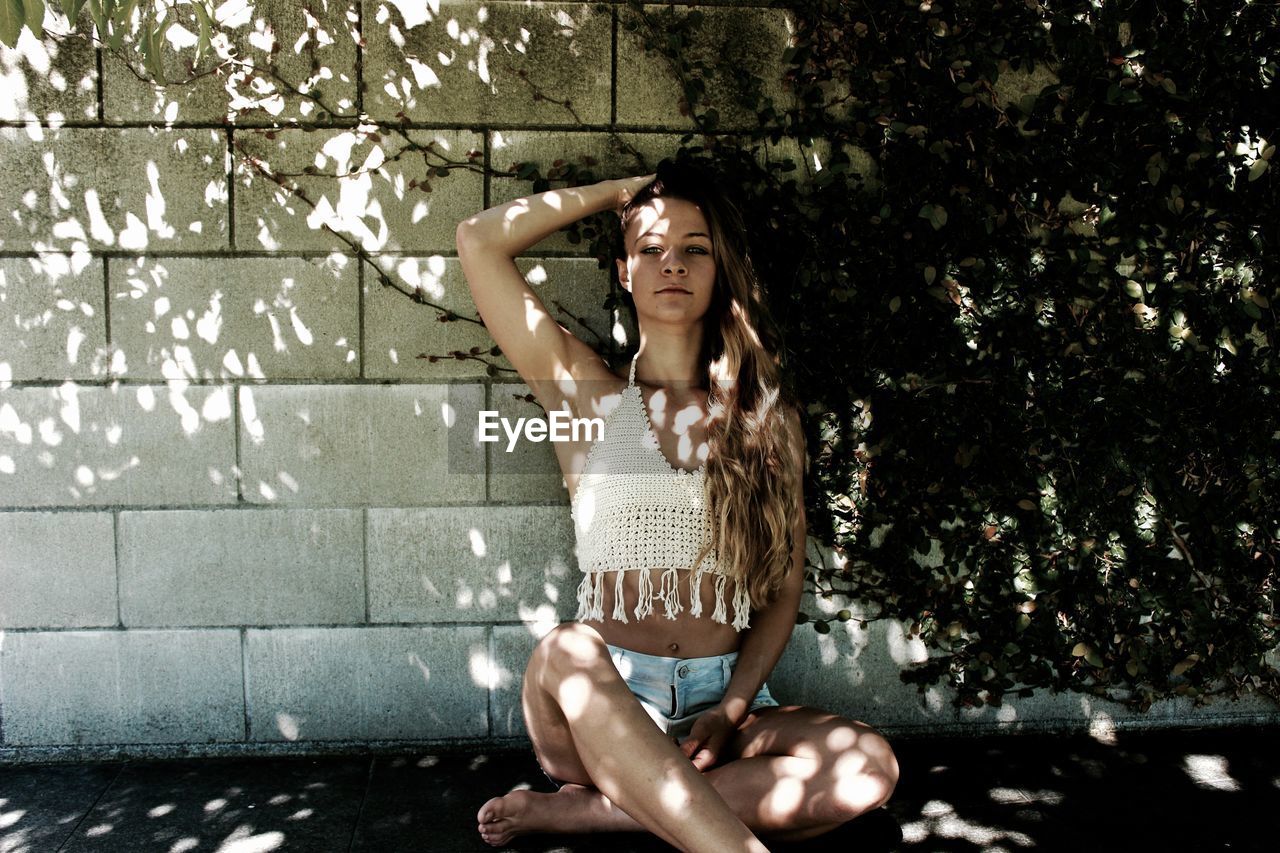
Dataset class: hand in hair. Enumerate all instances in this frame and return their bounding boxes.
[610,173,657,217]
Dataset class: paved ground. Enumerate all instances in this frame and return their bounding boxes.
[1,726,1276,852]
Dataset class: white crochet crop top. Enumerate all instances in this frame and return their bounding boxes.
[570,352,752,631]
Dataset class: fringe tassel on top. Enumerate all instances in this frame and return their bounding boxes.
[688,566,705,617]
[659,567,682,619]
[634,568,655,620]
[575,567,751,630]
[611,569,629,623]
[711,574,729,624]
[731,576,752,630]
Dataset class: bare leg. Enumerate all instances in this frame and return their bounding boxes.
[478,623,769,853]
[480,704,899,844]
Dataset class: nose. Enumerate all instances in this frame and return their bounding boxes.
[662,253,686,274]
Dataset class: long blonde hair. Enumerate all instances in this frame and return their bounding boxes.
[619,161,804,612]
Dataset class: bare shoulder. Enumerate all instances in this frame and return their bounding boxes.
[530,339,628,424]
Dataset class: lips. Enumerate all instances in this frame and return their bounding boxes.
[656,286,691,294]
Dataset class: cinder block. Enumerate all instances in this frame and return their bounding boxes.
[108,255,359,381]
[487,131,683,255]
[0,9,97,122]
[362,256,497,381]
[0,629,243,745]
[0,255,109,381]
[244,626,488,740]
[501,258,616,375]
[118,508,364,627]
[951,673,1280,735]
[0,127,228,252]
[103,0,359,124]
[617,4,794,131]
[0,511,117,628]
[769,620,955,731]
[0,383,238,507]
[491,624,552,738]
[367,506,577,623]
[364,1,611,126]
[485,380,572,503]
[233,128,481,253]
[237,383,485,505]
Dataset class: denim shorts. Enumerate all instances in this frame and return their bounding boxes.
[538,643,781,790]
[606,644,783,738]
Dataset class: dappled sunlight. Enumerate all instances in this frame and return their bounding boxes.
[515,602,559,631]
[237,126,470,253]
[0,8,96,123]
[376,254,448,302]
[555,671,593,721]
[470,646,499,690]
[274,712,301,741]
[988,787,1063,805]
[0,252,105,376]
[1182,753,1241,792]
[1,126,229,254]
[884,618,930,668]
[657,773,695,816]
[901,799,1036,847]
[0,380,236,501]
[1088,712,1119,744]
[762,773,803,814]
[112,255,356,381]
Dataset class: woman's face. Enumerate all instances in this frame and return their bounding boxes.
[617,197,717,325]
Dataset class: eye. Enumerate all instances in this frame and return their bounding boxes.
[641,246,710,254]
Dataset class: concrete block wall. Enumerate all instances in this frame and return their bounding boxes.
[1,2,1274,761]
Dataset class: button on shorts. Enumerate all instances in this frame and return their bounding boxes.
[606,643,782,739]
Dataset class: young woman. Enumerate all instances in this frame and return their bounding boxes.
[456,162,899,852]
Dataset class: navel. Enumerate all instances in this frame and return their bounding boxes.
[668,642,679,653]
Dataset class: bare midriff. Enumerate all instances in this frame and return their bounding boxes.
[587,567,743,659]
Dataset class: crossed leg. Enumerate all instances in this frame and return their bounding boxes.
[477,622,769,852]
[477,623,899,847]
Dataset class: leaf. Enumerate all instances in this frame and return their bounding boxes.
[1248,159,1268,182]
[1171,654,1200,676]
[110,0,137,30]
[1072,643,1103,667]
[0,0,24,50]
[85,0,105,40]
[24,0,42,40]
[923,265,936,285]
[192,0,212,66]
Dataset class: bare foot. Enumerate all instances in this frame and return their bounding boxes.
[476,783,636,846]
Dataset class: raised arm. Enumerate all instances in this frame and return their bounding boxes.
[454,175,654,408]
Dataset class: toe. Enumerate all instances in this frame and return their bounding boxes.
[477,795,506,824]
